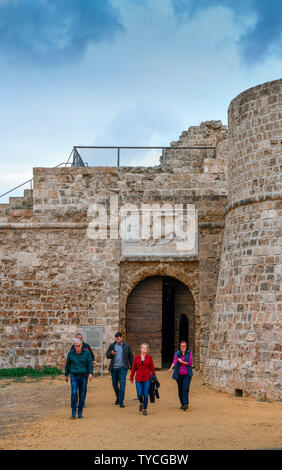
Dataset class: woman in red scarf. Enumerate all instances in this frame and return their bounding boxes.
[130,343,156,415]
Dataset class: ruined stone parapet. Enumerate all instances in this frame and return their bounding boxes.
[166,120,228,176]
[203,79,282,400]
[171,120,228,150]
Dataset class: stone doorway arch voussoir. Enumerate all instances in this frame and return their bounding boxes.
[119,263,199,367]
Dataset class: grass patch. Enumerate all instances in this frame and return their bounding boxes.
[0,367,62,378]
[257,398,272,403]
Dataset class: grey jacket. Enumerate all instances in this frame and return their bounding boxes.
[106,341,134,373]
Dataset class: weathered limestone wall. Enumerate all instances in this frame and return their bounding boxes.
[0,121,228,371]
[203,79,282,400]
[0,228,120,369]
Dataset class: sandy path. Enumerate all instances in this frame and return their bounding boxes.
[0,371,281,450]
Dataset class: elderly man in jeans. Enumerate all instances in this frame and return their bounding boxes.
[65,338,93,419]
[106,332,133,408]
[70,332,97,408]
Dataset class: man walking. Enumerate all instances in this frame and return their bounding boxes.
[70,332,97,408]
[106,332,133,408]
[65,338,93,419]
[71,333,96,365]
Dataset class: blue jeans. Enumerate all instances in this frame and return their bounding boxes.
[70,374,88,413]
[136,379,151,410]
[112,367,127,405]
[177,374,192,407]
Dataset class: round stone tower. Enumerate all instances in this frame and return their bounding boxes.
[203,79,282,400]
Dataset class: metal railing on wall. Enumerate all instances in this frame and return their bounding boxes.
[0,145,216,200]
[73,145,217,167]
[0,161,72,200]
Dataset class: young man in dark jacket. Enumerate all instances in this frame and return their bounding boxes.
[106,332,133,408]
[65,338,93,419]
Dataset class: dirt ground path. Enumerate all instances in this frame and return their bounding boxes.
[0,371,281,450]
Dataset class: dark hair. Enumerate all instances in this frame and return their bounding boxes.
[180,340,188,347]
[115,332,123,338]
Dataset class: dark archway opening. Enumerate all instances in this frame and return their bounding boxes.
[162,277,175,367]
[179,314,189,344]
[126,275,195,369]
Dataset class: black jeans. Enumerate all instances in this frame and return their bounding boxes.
[177,374,192,407]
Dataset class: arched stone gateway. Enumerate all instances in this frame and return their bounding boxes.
[126,275,195,368]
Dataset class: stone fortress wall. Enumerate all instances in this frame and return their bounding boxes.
[0,121,228,372]
[203,79,282,400]
[0,78,281,400]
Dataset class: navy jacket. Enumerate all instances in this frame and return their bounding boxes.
[172,350,193,380]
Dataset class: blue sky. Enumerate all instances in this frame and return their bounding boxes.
[0,0,281,201]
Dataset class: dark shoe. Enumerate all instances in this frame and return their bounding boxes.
[77,412,83,418]
[183,405,188,411]
[71,411,76,419]
[180,406,183,410]
[142,410,148,415]
[139,403,143,412]
[115,400,119,405]
[119,403,125,408]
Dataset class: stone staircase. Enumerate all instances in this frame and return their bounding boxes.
[0,189,33,223]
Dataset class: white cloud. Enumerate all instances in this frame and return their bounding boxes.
[0,0,280,181]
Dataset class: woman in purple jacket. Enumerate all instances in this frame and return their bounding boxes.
[168,340,193,411]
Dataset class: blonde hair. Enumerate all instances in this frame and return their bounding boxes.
[139,343,150,352]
